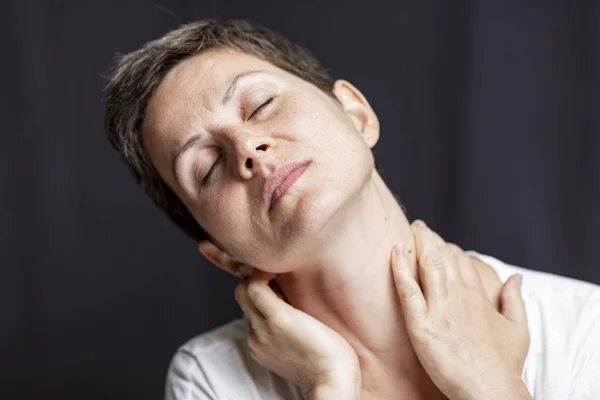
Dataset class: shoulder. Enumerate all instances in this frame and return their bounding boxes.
[165,318,250,400]
[468,251,600,336]
[467,251,600,302]
[468,251,600,398]
[165,318,301,400]
[177,318,251,357]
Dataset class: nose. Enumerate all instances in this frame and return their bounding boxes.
[235,136,276,179]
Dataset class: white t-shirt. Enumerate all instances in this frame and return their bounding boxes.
[165,252,600,400]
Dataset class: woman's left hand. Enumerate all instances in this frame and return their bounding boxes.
[391,221,532,400]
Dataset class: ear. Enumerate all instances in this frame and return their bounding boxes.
[332,79,380,148]
[198,240,252,279]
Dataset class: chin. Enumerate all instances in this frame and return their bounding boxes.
[259,187,350,269]
[290,185,347,230]
[260,164,371,269]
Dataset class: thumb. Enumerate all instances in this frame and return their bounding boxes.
[500,274,526,323]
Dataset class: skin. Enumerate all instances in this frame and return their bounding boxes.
[391,225,530,400]
[233,226,530,400]
[143,48,529,399]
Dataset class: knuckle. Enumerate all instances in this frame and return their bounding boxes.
[247,283,262,300]
[258,329,273,344]
[410,323,436,344]
[250,327,270,344]
[400,283,421,300]
[297,374,320,397]
[267,312,291,331]
[247,332,260,351]
[447,242,463,253]
[423,255,445,270]
[419,322,442,341]
[410,220,420,229]
[247,343,258,359]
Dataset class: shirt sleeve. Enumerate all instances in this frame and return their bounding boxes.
[165,348,217,400]
[568,296,600,399]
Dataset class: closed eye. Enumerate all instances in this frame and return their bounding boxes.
[248,97,275,120]
[202,152,223,186]
[199,97,274,186]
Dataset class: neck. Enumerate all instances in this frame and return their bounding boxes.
[277,172,443,398]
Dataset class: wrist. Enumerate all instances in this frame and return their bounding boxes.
[309,383,359,400]
[306,368,361,400]
[459,378,531,400]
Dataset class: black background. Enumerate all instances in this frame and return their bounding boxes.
[2,1,599,399]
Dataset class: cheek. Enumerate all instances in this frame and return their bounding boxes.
[272,92,341,142]
[281,98,373,189]
[192,187,245,239]
[299,109,372,176]
[299,100,362,153]
[193,186,265,259]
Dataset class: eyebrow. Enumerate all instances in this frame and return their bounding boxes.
[171,70,268,177]
[221,69,266,105]
[171,134,201,178]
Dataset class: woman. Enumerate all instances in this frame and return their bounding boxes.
[104,20,600,399]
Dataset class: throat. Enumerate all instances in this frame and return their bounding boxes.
[359,359,448,400]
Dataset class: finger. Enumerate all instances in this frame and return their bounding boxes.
[447,242,463,254]
[424,227,462,286]
[439,239,463,287]
[500,274,527,324]
[424,223,445,247]
[412,220,448,301]
[247,329,260,353]
[391,244,427,322]
[235,281,265,328]
[446,242,477,286]
[246,329,269,363]
[246,269,282,314]
[247,277,288,320]
[456,253,483,289]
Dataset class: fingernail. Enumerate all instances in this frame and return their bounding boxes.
[394,244,404,257]
[413,219,426,227]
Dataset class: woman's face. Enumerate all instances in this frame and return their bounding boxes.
[143,48,379,272]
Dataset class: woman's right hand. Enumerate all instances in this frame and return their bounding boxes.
[235,270,361,400]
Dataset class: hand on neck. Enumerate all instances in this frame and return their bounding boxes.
[276,172,441,396]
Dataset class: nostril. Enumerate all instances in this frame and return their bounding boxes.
[256,144,268,152]
[245,158,253,169]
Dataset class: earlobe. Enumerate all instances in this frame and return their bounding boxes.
[198,240,224,267]
[198,240,252,279]
[332,80,380,148]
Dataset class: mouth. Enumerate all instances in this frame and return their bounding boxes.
[264,160,312,212]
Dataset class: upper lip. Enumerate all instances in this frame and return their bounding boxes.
[263,160,312,211]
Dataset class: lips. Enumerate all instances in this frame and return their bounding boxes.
[264,160,312,211]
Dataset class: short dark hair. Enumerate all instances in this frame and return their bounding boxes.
[104,19,382,242]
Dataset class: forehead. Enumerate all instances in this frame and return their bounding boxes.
[142,48,301,180]
[143,50,292,154]
[146,49,281,125]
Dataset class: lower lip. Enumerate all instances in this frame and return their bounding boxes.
[270,163,310,210]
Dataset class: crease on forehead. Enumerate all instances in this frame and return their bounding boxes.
[142,50,231,171]
[144,49,276,148]
[146,54,218,136]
